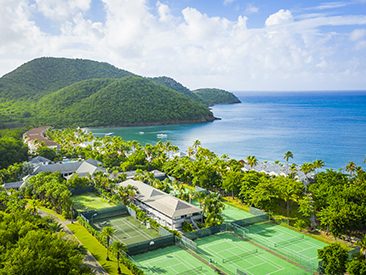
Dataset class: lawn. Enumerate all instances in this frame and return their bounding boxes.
[72,192,116,211]
[67,222,133,275]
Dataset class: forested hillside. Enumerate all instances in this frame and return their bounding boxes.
[193,88,241,106]
[0,57,135,100]
[0,57,238,129]
[149,76,205,105]
[36,77,214,127]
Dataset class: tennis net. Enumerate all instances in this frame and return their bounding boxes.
[222,249,258,263]
[274,235,304,247]
[178,266,202,274]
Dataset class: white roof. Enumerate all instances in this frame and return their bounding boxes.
[117,179,202,218]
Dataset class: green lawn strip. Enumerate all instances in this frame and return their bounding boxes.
[222,197,250,212]
[38,205,67,221]
[25,199,67,221]
[67,222,133,275]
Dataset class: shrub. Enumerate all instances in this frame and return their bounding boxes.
[182,222,193,232]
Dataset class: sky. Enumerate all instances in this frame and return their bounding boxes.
[1,0,366,91]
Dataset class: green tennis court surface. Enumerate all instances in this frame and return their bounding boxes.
[93,215,162,245]
[132,245,217,274]
[72,192,115,211]
[195,232,311,275]
[241,222,326,272]
[190,199,254,222]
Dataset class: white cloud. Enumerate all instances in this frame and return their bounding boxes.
[223,0,235,6]
[1,0,366,91]
[349,28,366,41]
[156,1,173,23]
[0,0,44,54]
[245,4,259,14]
[265,10,293,27]
[355,40,366,50]
[35,0,91,21]
[311,1,349,10]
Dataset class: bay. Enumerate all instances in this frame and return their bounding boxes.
[89,91,366,170]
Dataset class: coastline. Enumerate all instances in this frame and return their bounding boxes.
[86,116,220,130]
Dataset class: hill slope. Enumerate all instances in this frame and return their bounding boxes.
[193,88,241,106]
[36,77,215,127]
[149,76,205,105]
[0,57,135,100]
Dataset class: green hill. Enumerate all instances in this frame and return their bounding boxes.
[0,57,135,100]
[0,57,244,128]
[36,77,215,127]
[149,76,205,105]
[193,88,241,106]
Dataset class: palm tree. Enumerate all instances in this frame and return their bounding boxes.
[313,159,325,174]
[102,226,115,261]
[110,241,128,274]
[283,151,293,167]
[299,163,314,190]
[355,235,366,259]
[49,222,64,233]
[27,199,40,215]
[245,155,258,169]
[346,161,356,177]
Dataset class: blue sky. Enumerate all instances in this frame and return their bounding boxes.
[1,0,366,91]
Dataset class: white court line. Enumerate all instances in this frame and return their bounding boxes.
[111,234,126,245]
[122,218,152,239]
[114,225,132,238]
[117,218,151,240]
[217,237,285,274]
[203,239,284,274]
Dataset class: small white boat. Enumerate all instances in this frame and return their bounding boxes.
[139,132,144,134]
[157,134,168,138]
[105,132,114,136]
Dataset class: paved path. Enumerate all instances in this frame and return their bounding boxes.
[38,209,109,275]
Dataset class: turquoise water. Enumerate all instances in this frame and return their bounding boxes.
[89,91,366,169]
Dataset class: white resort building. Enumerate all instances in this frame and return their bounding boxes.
[117,179,203,230]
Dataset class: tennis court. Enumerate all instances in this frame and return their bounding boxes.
[239,222,326,272]
[190,199,254,222]
[72,192,115,211]
[93,215,162,245]
[195,232,311,275]
[132,245,217,274]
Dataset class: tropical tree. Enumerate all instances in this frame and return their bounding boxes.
[202,193,225,227]
[346,161,357,177]
[355,235,366,259]
[283,151,293,166]
[27,199,41,215]
[276,176,303,224]
[318,242,348,275]
[245,155,258,168]
[313,159,325,174]
[101,226,115,261]
[110,241,128,274]
[300,163,314,190]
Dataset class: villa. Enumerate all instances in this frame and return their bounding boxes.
[23,126,60,153]
[116,179,202,230]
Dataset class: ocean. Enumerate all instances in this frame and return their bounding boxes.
[89,91,366,170]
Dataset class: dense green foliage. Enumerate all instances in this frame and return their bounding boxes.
[0,137,28,169]
[35,77,214,127]
[193,88,241,106]
[0,57,135,100]
[0,57,229,128]
[0,188,92,275]
[318,243,349,275]
[149,76,205,105]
